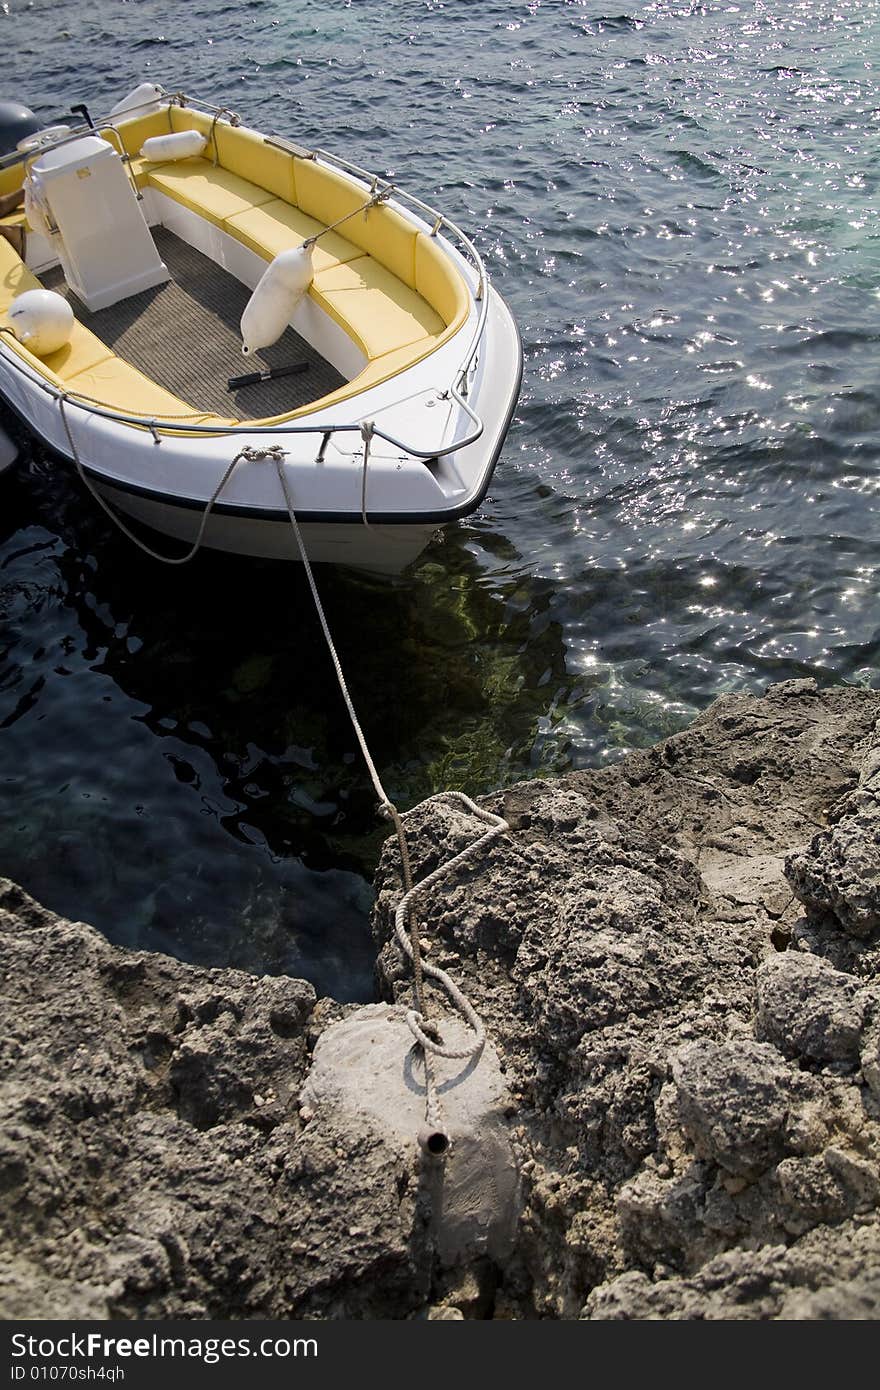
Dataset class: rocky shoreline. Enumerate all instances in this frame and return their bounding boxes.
[2,678,879,1319]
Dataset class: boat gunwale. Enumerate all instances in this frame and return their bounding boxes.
[0,297,523,527]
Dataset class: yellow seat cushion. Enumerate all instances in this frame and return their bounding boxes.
[4,339,229,428]
[310,255,444,359]
[147,159,274,227]
[126,153,167,190]
[1,318,113,384]
[213,126,296,205]
[0,236,40,309]
[100,110,172,159]
[167,108,297,204]
[39,321,114,381]
[0,166,23,199]
[169,106,214,141]
[64,355,213,419]
[415,232,469,332]
[294,159,418,287]
[224,199,361,275]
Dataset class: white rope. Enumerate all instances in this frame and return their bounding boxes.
[392,791,508,1060]
[56,402,508,1148]
[272,454,509,1139]
[58,395,274,566]
[272,450,390,807]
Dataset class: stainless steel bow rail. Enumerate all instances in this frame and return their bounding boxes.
[0,86,491,466]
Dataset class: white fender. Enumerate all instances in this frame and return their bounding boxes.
[8,288,74,357]
[140,130,207,162]
[23,170,52,241]
[240,246,314,356]
[110,82,165,120]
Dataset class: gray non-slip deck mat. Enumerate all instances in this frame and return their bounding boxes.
[43,226,345,420]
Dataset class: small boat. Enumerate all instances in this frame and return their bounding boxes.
[0,85,522,574]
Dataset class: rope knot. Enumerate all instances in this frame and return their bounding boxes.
[359,421,376,527]
[417,1016,444,1047]
[237,443,288,464]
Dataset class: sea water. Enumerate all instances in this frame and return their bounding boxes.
[2,0,878,998]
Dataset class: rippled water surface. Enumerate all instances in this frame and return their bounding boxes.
[2,1,879,998]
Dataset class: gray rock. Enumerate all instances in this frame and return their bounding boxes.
[755,953,873,1068]
[5,680,880,1320]
[0,883,432,1319]
[787,822,880,938]
[585,1221,880,1320]
[786,715,880,937]
[373,680,880,1317]
[670,1039,800,1180]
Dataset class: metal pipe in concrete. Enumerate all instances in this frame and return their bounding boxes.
[418,1126,451,1157]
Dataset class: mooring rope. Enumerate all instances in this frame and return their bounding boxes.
[301,184,394,248]
[57,402,507,1150]
[271,451,509,1150]
[59,396,274,565]
[208,107,241,168]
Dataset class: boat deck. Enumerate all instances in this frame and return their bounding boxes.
[42,227,345,420]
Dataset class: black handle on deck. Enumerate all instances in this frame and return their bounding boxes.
[227,361,310,391]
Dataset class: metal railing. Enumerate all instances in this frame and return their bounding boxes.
[0,87,490,465]
[1,118,146,200]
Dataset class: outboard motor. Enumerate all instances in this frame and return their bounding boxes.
[0,100,40,157]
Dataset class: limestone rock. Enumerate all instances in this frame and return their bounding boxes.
[371,680,880,1318]
[786,716,880,937]
[755,953,873,1068]
[5,680,880,1320]
[669,1040,802,1180]
[0,882,429,1319]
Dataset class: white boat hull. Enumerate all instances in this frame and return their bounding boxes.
[1,283,521,574]
[95,486,439,573]
[0,102,522,574]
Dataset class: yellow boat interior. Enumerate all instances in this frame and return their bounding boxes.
[0,103,471,428]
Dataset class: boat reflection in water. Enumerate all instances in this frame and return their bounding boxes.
[0,444,576,1002]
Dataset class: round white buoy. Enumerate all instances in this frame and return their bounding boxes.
[8,288,74,357]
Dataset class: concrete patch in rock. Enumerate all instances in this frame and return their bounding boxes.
[301,1003,520,1269]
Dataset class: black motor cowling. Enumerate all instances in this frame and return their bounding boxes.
[0,100,41,157]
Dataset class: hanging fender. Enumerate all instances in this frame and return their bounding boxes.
[109,82,165,121]
[240,245,314,356]
[22,170,53,241]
